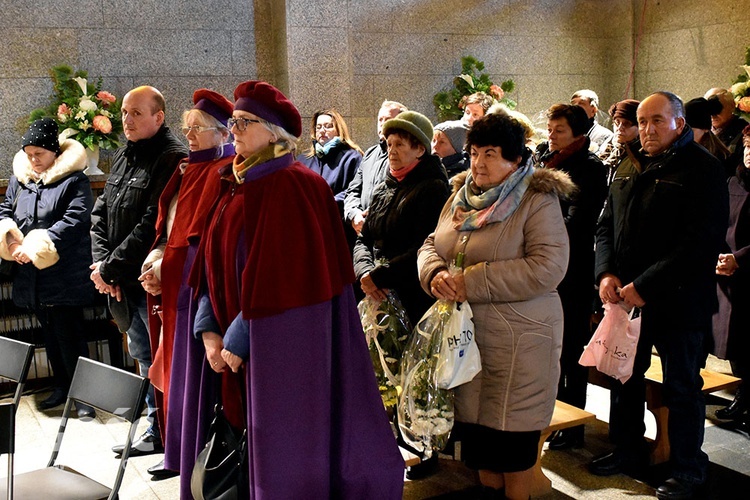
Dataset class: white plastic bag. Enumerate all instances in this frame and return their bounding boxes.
[579,302,641,383]
[435,301,480,389]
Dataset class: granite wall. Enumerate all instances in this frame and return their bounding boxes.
[0,0,747,178]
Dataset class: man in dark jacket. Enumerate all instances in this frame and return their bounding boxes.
[591,91,729,499]
[343,100,406,236]
[90,85,187,456]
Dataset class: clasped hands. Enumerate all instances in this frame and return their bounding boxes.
[9,241,31,265]
[599,273,645,308]
[202,331,243,373]
[430,268,467,303]
[89,261,122,302]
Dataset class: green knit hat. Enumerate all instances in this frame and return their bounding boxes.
[382,111,433,152]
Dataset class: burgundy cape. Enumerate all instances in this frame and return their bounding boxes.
[144,147,233,471]
[187,154,404,499]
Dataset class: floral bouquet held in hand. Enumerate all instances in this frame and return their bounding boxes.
[29,65,122,153]
[358,291,412,409]
[398,299,456,459]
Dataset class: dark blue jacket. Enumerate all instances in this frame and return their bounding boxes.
[0,139,95,308]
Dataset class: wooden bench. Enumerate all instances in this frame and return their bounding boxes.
[530,400,597,497]
[589,354,741,465]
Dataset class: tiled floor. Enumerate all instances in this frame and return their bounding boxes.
[3,355,750,499]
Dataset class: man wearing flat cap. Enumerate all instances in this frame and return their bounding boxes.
[90,85,187,457]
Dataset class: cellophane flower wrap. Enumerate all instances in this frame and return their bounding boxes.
[398,299,456,458]
[358,290,412,409]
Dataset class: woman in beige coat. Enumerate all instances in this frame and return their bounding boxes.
[417,113,573,499]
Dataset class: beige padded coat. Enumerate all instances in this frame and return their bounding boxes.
[417,168,574,432]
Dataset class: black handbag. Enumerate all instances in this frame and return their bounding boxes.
[191,404,249,500]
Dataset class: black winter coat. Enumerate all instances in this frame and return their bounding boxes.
[713,170,750,359]
[353,154,449,324]
[91,126,186,304]
[0,140,95,308]
[536,139,608,297]
[595,127,729,330]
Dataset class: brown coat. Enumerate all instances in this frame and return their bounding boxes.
[417,168,574,432]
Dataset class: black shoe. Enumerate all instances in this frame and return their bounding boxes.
[588,449,643,476]
[37,388,67,411]
[147,459,179,480]
[406,454,438,480]
[112,431,163,457]
[656,477,700,500]
[548,427,584,450]
[715,386,747,420]
[74,402,96,420]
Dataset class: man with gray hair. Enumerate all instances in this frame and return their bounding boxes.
[704,87,747,176]
[591,91,728,499]
[572,88,614,156]
[344,100,407,236]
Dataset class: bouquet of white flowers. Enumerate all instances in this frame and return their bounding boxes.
[358,291,412,409]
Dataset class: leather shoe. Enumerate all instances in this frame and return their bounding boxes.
[112,432,163,457]
[147,459,179,480]
[588,449,643,476]
[656,477,699,499]
[548,427,584,450]
[715,386,746,420]
[37,388,67,411]
[75,402,96,420]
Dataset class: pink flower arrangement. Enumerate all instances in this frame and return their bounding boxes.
[738,97,750,114]
[96,91,116,105]
[29,65,122,152]
[489,84,505,100]
[57,103,71,122]
[93,115,113,134]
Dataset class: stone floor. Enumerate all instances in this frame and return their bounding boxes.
[2,355,750,499]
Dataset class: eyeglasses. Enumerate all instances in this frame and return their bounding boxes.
[228,117,261,132]
[315,123,336,131]
[181,125,217,135]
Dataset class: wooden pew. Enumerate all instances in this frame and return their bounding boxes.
[589,355,741,464]
[530,400,597,497]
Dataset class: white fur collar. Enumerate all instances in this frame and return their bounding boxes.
[12,138,87,185]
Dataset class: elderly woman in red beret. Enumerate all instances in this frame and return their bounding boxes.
[138,89,235,484]
[190,80,404,498]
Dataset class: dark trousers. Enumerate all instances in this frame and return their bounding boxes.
[34,305,89,390]
[609,313,709,485]
[557,287,591,409]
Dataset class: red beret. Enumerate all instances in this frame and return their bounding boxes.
[233,80,302,138]
[192,89,233,124]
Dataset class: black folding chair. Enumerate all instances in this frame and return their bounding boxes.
[0,403,14,500]
[0,358,148,500]
[0,337,34,408]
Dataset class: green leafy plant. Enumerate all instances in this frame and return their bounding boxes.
[28,65,122,151]
[433,56,516,122]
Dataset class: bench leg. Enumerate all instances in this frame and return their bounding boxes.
[529,430,554,497]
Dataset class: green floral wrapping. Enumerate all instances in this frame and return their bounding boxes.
[397,300,456,459]
[357,291,412,409]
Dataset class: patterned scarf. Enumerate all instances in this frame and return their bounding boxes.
[451,158,534,231]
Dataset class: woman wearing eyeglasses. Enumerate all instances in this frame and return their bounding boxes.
[299,109,363,248]
[188,80,404,498]
[138,89,234,487]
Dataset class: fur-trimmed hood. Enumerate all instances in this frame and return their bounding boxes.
[12,138,87,185]
[450,167,577,200]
